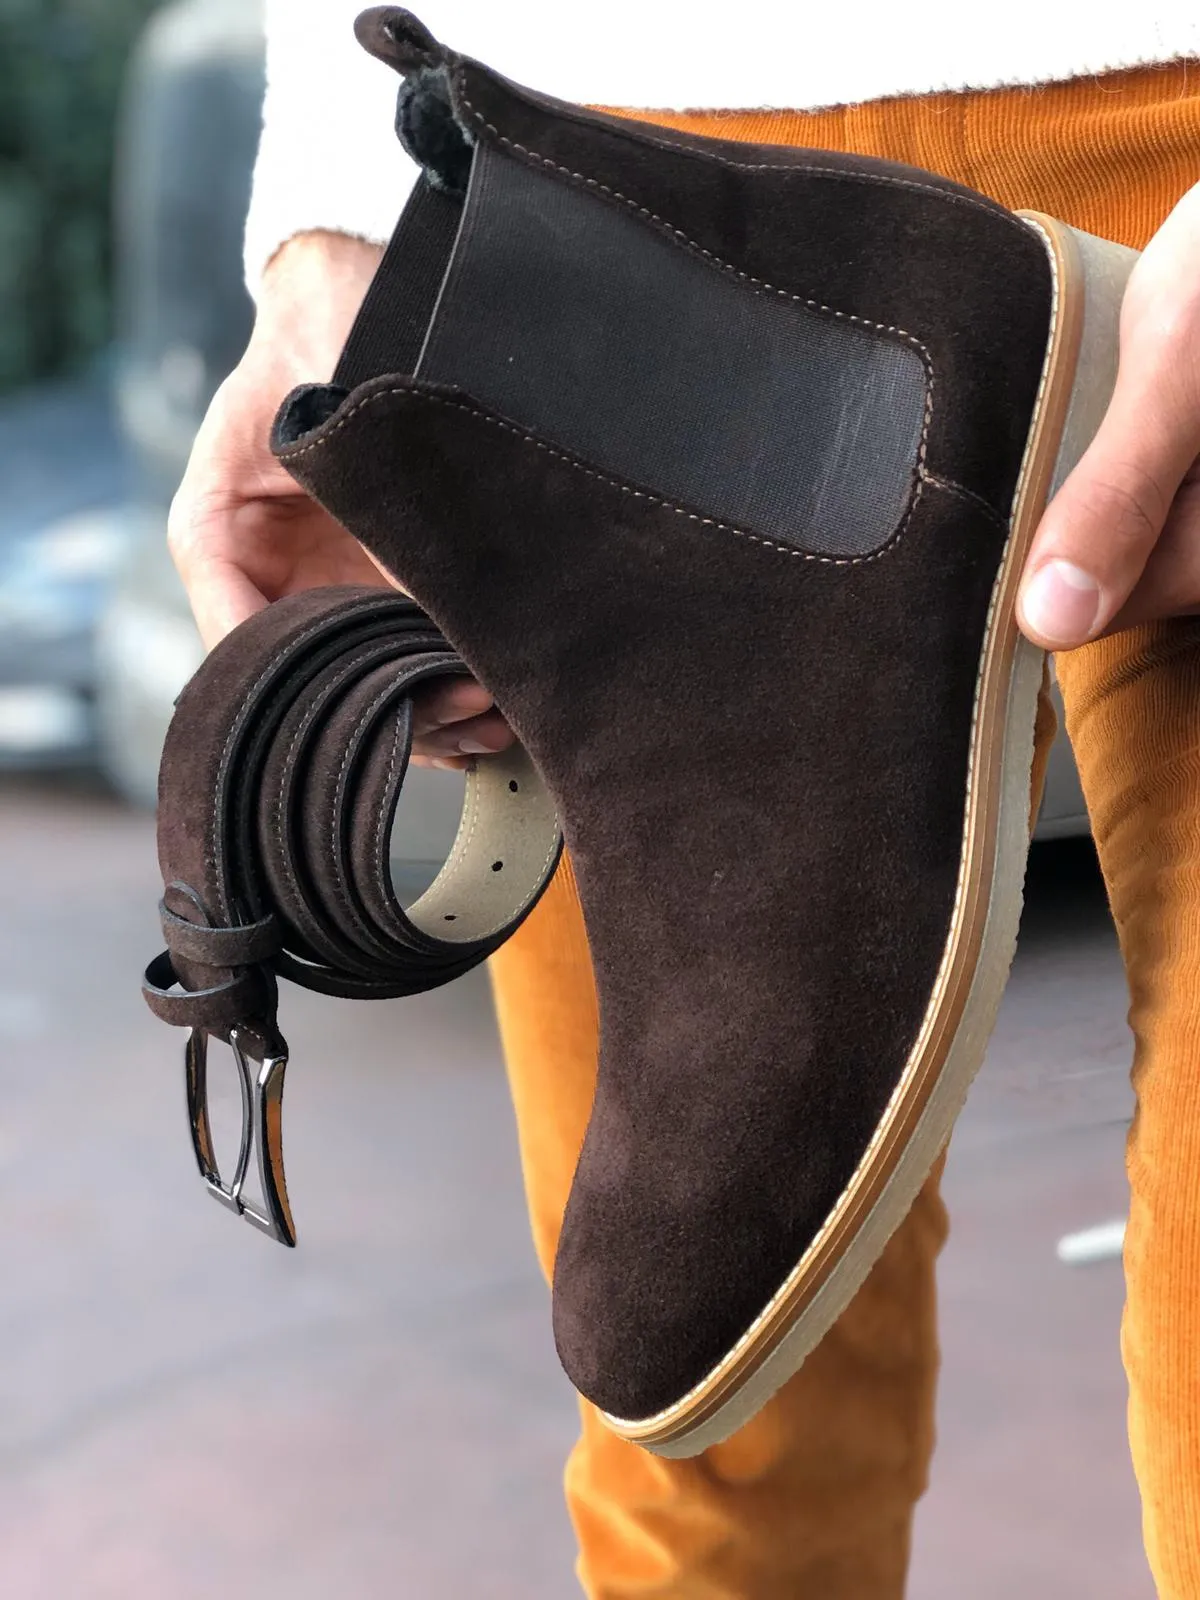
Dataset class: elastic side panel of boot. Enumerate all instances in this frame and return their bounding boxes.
[339,141,931,560]
[335,175,464,387]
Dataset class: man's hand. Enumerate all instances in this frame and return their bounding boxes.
[1019,182,1200,649]
[168,230,513,770]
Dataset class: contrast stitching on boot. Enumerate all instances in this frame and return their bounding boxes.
[451,79,943,561]
[285,76,951,566]
[600,221,1064,1438]
[454,70,1035,237]
[454,77,933,378]
[921,471,1008,528]
[280,387,934,569]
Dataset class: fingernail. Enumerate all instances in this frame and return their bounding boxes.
[1020,559,1104,646]
[458,739,495,755]
[431,758,459,771]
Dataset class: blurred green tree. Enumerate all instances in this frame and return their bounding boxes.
[0,0,162,390]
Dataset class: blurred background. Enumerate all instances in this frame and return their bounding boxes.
[0,2,1150,1594]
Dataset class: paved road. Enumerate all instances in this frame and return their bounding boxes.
[0,776,1150,1597]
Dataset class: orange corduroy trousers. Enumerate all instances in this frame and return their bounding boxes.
[487,64,1200,1598]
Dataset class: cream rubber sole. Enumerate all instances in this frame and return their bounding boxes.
[604,214,1139,1459]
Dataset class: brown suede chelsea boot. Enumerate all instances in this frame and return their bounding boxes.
[269,7,1138,1455]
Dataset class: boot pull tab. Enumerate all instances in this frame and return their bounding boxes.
[354,7,445,75]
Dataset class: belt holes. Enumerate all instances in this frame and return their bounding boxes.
[444,913,457,922]
[492,860,504,872]
[508,780,519,793]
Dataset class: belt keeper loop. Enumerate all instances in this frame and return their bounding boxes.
[159,901,283,967]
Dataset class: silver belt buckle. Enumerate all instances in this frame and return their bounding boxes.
[185,1023,296,1247]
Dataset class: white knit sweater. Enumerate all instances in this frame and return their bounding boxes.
[244,1,1200,290]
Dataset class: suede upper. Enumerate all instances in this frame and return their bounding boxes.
[275,10,1054,1420]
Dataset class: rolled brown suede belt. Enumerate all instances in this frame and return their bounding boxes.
[142,583,562,1245]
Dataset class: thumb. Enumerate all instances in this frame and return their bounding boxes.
[1018,322,1200,650]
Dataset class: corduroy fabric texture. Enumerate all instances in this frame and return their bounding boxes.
[1060,622,1200,1597]
[486,60,1200,1598]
